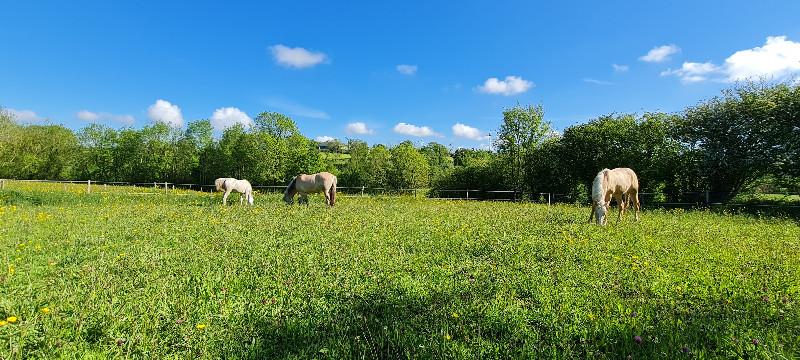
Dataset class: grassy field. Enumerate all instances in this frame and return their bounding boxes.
[1,183,798,359]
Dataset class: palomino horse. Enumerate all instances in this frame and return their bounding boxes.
[283,172,337,206]
[589,168,640,225]
[215,177,254,206]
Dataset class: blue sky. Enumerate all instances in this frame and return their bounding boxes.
[3,0,800,148]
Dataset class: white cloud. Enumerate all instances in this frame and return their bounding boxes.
[639,44,680,63]
[393,122,437,137]
[77,110,135,125]
[723,36,800,82]
[315,136,336,142]
[7,108,45,123]
[346,122,375,135]
[452,123,487,141]
[660,62,720,83]
[147,99,184,127]
[661,36,800,83]
[612,64,629,72]
[583,78,614,85]
[210,107,253,131]
[265,98,330,119]
[270,44,327,69]
[76,110,99,121]
[476,76,533,96]
[396,64,418,75]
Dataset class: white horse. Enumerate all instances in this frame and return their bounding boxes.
[215,177,254,206]
[589,168,640,225]
[283,172,337,206]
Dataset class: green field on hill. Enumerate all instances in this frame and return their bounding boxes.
[1,183,798,358]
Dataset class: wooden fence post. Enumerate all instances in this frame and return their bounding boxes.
[87,180,91,194]
[1,179,5,190]
[164,182,168,194]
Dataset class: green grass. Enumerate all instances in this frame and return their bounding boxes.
[1,183,799,358]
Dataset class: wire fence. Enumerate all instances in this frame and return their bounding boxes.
[0,179,424,198]
[2,179,799,211]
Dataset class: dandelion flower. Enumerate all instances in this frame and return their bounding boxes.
[451,312,459,318]
[444,334,451,341]
[41,307,50,314]
[196,323,206,330]
[7,316,18,323]
[0,321,6,327]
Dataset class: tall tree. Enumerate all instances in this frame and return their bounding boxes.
[389,141,430,189]
[341,139,370,186]
[420,142,454,184]
[367,144,391,188]
[495,104,551,192]
[254,111,299,139]
[676,81,799,201]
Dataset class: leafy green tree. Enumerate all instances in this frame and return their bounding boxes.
[76,124,118,181]
[389,141,429,189]
[495,104,551,191]
[420,142,454,184]
[341,140,370,186]
[557,112,684,200]
[453,148,493,167]
[186,120,214,184]
[676,81,800,201]
[254,111,299,139]
[0,110,21,178]
[284,133,325,181]
[367,144,391,188]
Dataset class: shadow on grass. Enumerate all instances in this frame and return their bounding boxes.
[213,285,797,359]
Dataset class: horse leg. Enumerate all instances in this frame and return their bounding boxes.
[223,190,230,206]
[616,193,625,223]
[324,186,331,206]
[588,202,596,224]
[634,191,641,221]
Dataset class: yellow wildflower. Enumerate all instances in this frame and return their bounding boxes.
[0,320,6,326]
[7,264,14,275]
[444,333,452,341]
[196,323,206,330]
[7,316,17,323]
[451,312,459,319]
[41,307,50,314]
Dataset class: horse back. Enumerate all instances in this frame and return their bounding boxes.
[610,168,639,192]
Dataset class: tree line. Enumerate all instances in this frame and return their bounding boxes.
[1,81,798,202]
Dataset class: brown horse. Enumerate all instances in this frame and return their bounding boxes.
[283,172,337,206]
[589,168,640,225]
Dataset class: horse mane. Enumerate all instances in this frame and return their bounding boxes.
[591,169,610,203]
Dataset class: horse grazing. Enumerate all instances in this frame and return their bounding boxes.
[283,172,337,206]
[215,177,254,206]
[589,168,640,225]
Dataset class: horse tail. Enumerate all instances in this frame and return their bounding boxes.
[329,176,337,206]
